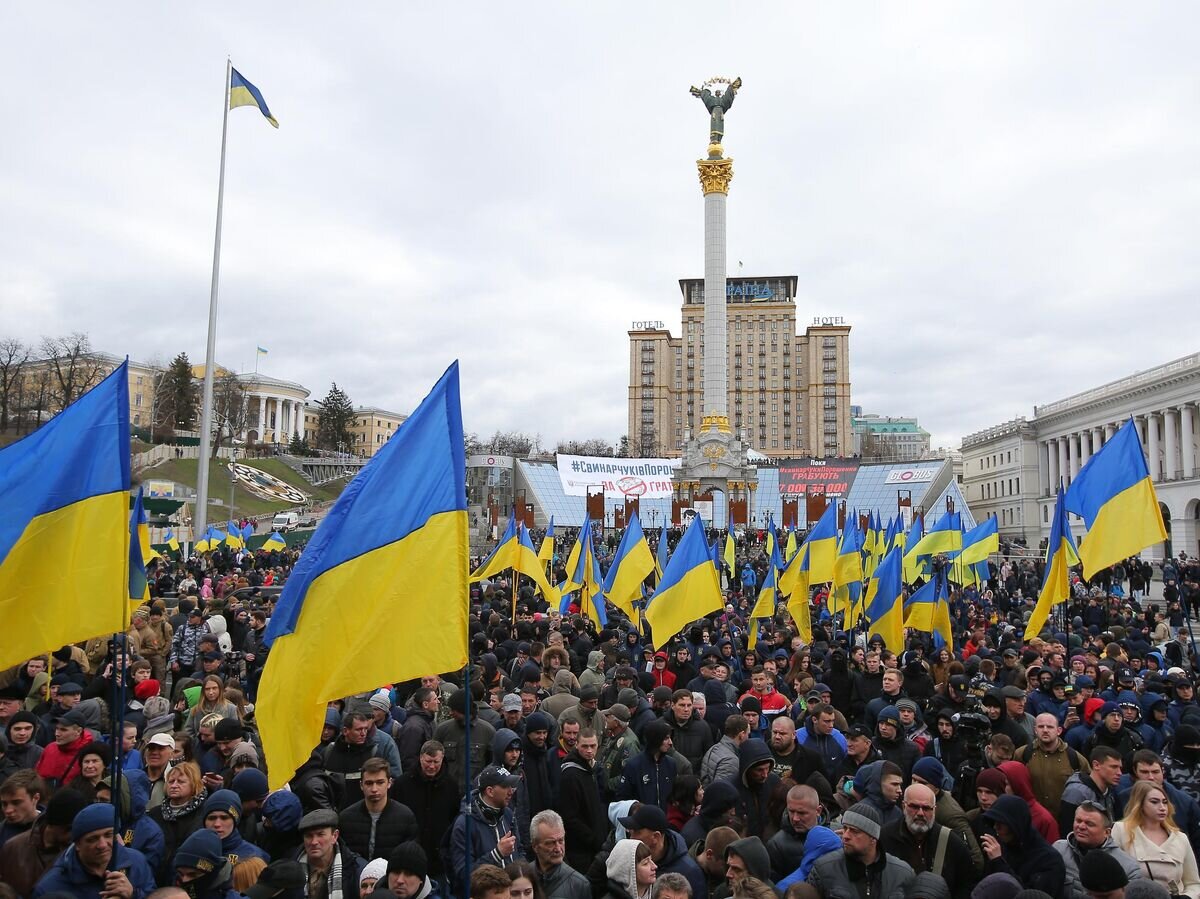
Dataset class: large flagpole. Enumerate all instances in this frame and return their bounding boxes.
[195,59,232,538]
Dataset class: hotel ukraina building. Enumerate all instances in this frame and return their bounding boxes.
[961,351,1200,559]
[627,275,853,461]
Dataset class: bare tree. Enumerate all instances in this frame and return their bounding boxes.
[40,333,105,413]
[0,338,30,432]
[211,371,249,457]
[556,438,617,457]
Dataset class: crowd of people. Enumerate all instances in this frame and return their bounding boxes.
[1,526,1199,899]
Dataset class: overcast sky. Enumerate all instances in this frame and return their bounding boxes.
[3,4,1197,451]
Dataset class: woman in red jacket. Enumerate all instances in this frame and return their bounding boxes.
[34,707,94,791]
[650,652,677,689]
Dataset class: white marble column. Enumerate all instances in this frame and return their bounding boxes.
[1105,423,1115,441]
[1182,403,1196,479]
[257,395,267,442]
[1079,430,1091,470]
[1067,433,1078,482]
[284,399,293,437]
[1092,427,1104,455]
[1056,438,1068,489]
[1164,407,1179,481]
[1147,412,1161,481]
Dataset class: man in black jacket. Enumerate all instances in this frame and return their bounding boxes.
[339,758,418,863]
[878,783,975,899]
[323,710,380,810]
[555,729,606,874]
[664,689,713,771]
[398,687,440,773]
[392,739,459,885]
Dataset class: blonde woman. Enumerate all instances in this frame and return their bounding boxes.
[1112,780,1200,899]
[184,675,238,737]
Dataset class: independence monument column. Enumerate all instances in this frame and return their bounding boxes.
[677,76,756,527]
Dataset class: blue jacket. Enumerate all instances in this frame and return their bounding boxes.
[796,717,847,782]
[32,842,157,898]
[120,770,165,875]
[617,741,677,808]
[220,827,268,865]
[447,791,518,899]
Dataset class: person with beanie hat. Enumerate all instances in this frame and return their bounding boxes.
[5,709,44,769]
[359,856,388,893]
[806,800,915,897]
[203,788,268,866]
[258,789,303,862]
[618,718,677,807]
[387,840,440,899]
[1162,724,1200,799]
[874,704,921,781]
[0,788,87,897]
[1076,848,1130,897]
[515,710,559,856]
[970,872,1024,899]
[31,801,157,898]
[173,828,238,898]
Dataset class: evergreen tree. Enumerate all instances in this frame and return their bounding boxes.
[154,352,198,438]
[316,382,355,451]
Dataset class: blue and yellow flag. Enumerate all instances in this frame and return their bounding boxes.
[164,528,181,553]
[129,486,152,610]
[263,531,287,551]
[645,516,722,646]
[784,527,798,562]
[907,510,962,560]
[902,514,929,584]
[259,362,468,790]
[803,500,839,585]
[562,516,608,628]
[903,575,937,629]
[516,523,560,605]
[831,513,864,618]
[1025,482,1081,640]
[783,542,813,644]
[747,563,777,651]
[538,516,555,566]
[1065,418,1167,579]
[932,575,953,651]
[656,521,671,575]
[470,512,516,583]
[133,491,160,564]
[864,546,905,654]
[957,515,999,566]
[884,516,902,555]
[604,512,656,620]
[226,521,244,550]
[230,68,279,128]
[0,362,131,670]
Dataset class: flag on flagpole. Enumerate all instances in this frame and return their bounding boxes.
[538,516,555,566]
[129,486,152,611]
[783,542,812,644]
[603,513,656,620]
[864,547,905,654]
[1025,482,1080,640]
[515,523,560,605]
[258,362,468,790]
[1065,418,1167,579]
[804,501,840,584]
[747,564,777,651]
[470,512,516,583]
[645,516,722,646]
[0,362,131,670]
[656,521,671,575]
[230,68,279,128]
[263,532,287,551]
[164,528,180,553]
[256,346,269,356]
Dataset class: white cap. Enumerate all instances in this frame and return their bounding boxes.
[146,733,176,749]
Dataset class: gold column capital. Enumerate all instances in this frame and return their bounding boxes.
[697,155,734,195]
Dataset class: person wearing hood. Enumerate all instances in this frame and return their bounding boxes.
[683,780,740,848]
[5,710,44,770]
[703,680,738,734]
[1139,692,1175,754]
[765,784,823,881]
[1061,744,1125,837]
[619,804,707,899]
[981,690,1030,750]
[580,651,607,692]
[31,801,157,898]
[721,738,780,842]
[602,838,658,899]
[258,789,303,862]
[448,765,520,897]
[980,794,1067,896]
[1067,696,1110,752]
[996,761,1059,844]
[556,728,607,874]
[715,835,772,899]
[873,705,920,781]
[515,711,559,856]
[1053,800,1143,899]
[806,800,915,898]
[774,824,841,891]
[172,828,241,898]
[851,760,904,828]
[1163,724,1200,799]
[618,718,677,807]
[924,709,967,779]
[795,702,847,784]
[107,768,165,876]
[878,783,975,899]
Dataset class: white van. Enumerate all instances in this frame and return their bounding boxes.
[272,511,300,532]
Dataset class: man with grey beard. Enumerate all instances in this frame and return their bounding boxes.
[878,783,977,899]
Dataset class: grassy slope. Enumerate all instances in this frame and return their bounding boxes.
[137,456,348,519]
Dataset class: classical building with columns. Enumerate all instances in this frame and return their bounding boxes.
[1032,352,1200,559]
[963,351,1200,559]
[239,373,311,445]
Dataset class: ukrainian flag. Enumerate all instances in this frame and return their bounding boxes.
[932,576,954,651]
[884,516,902,555]
[515,523,560,605]
[957,515,999,566]
[603,512,656,620]
[902,514,929,584]
[470,512,516,582]
[784,527,798,563]
[831,514,864,618]
[164,528,180,553]
[656,521,671,575]
[537,516,555,566]
[645,516,722,646]
[133,490,160,564]
[747,564,777,650]
[0,362,131,670]
[258,362,468,790]
[561,517,608,628]
[723,533,736,582]
[907,510,961,560]
[226,521,244,550]
[783,542,813,644]
[864,546,904,654]
[230,68,279,128]
[1025,482,1080,640]
[263,531,287,551]
[803,500,839,584]
[903,575,937,629]
[1065,418,1167,579]
[129,486,152,609]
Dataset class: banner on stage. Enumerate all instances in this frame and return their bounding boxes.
[777,458,860,497]
[556,454,680,500]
